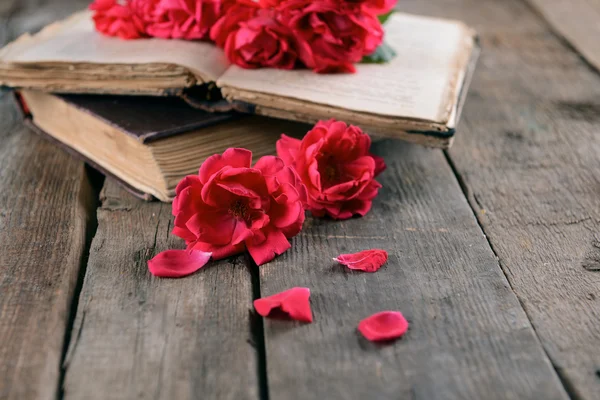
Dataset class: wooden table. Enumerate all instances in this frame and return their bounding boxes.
[1,1,599,399]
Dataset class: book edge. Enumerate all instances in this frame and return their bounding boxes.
[14,91,156,202]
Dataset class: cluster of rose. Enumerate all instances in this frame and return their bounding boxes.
[91,0,396,72]
[148,119,409,342]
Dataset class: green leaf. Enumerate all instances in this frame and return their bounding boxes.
[360,42,397,64]
[378,11,394,25]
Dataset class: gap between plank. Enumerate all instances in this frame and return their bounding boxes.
[442,150,580,400]
[248,256,270,400]
[55,165,105,400]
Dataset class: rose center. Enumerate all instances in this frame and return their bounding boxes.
[318,153,345,188]
[324,164,339,182]
[229,199,249,220]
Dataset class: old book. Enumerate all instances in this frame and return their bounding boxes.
[0,11,479,148]
[17,90,309,201]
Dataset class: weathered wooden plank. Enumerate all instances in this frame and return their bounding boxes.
[258,141,569,400]
[526,0,600,72]
[62,181,260,400]
[0,2,95,399]
[399,0,600,398]
[0,92,94,400]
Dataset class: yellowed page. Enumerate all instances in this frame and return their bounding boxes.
[217,13,473,123]
[1,11,229,83]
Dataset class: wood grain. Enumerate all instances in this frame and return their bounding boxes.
[399,0,600,398]
[0,2,94,399]
[0,91,94,400]
[62,181,260,400]
[526,0,600,72]
[258,141,569,400]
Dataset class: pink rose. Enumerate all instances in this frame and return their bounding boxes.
[278,0,384,73]
[348,0,397,15]
[90,0,147,39]
[210,2,260,47]
[223,10,299,69]
[277,119,386,219]
[172,148,307,265]
[128,0,160,27]
[145,0,225,40]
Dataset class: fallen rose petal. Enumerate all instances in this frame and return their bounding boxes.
[358,311,409,342]
[254,287,313,322]
[334,249,388,272]
[148,249,211,278]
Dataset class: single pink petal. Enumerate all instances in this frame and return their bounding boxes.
[254,287,313,322]
[358,311,409,342]
[276,134,302,165]
[148,249,212,278]
[199,148,253,184]
[247,228,291,265]
[334,249,388,272]
[174,175,202,196]
[254,155,285,176]
[371,154,387,176]
[188,241,245,261]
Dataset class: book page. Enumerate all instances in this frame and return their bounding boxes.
[217,13,473,123]
[1,11,229,83]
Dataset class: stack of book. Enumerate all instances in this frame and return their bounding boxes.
[0,10,478,201]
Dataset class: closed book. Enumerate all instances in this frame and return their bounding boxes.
[16,91,309,201]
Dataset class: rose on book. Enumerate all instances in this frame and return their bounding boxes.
[90,0,397,73]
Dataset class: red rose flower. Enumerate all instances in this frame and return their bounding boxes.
[145,0,224,40]
[223,9,298,69]
[347,0,397,15]
[278,0,384,73]
[277,119,386,220]
[172,148,307,265]
[90,0,147,39]
[128,0,160,28]
[210,2,260,47]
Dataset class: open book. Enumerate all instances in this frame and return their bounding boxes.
[0,11,479,148]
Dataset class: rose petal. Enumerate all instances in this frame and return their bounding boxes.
[334,249,388,272]
[371,154,387,176]
[254,155,285,176]
[247,228,291,266]
[199,148,253,184]
[254,287,313,322]
[276,134,302,165]
[188,241,245,261]
[358,311,409,342]
[148,249,212,278]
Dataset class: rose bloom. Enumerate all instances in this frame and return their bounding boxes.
[278,0,384,73]
[277,119,386,219]
[128,0,159,27]
[90,0,147,39]
[347,0,397,15]
[172,148,307,265]
[210,2,260,47]
[223,9,298,69]
[145,0,226,40]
